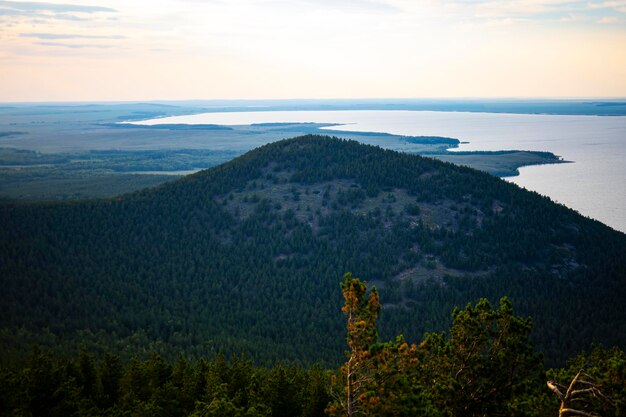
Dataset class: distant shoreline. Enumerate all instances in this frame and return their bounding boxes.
[0,104,611,227]
[3,98,626,117]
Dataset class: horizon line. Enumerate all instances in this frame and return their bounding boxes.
[2,97,626,106]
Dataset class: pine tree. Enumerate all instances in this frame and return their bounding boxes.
[327,273,380,417]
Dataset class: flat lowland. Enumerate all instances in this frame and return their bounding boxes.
[0,103,562,200]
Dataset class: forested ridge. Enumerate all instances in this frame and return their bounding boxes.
[1,135,625,368]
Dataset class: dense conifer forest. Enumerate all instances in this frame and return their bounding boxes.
[1,135,625,370]
[1,276,624,416]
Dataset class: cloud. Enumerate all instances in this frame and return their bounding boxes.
[426,0,626,26]
[0,1,116,14]
[587,0,626,13]
[268,0,399,13]
[588,1,626,9]
[597,15,619,22]
[21,32,126,40]
[471,1,581,18]
[37,41,114,48]
[305,0,398,11]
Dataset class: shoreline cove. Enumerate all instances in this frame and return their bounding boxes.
[134,110,625,233]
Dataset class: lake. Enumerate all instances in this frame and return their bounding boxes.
[139,110,626,233]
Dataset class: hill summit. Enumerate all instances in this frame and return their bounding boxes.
[1,135,625,365]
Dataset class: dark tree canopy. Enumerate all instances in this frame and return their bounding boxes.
[0,136,625,367]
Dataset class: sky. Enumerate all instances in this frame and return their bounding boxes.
[0,0,625,101]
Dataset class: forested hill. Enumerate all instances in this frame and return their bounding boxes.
[1,135,625,366]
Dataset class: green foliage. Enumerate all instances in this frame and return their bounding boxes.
[418,298,547,416]
[1,281,625,417]
[0,349,330,417]
[330,276,552,417]
[1,136,625,367]
[327,273,381,417]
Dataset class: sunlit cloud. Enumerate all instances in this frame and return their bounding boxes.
[21,32,125,39]
[597,15,620,22]
[37,41,115,48]
[287,0,399,12]
[0,0,625,100]
[0,7,86,19]
[426,0,626,21]
[0,1,115,13]
[0,0,116,26]
[588,0,626,12]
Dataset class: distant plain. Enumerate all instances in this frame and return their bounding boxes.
[0,101,564,198]
[1,99,624,232]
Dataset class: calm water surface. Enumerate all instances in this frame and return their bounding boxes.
[141,110,626,233]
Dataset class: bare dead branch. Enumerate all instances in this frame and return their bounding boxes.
[547,380,565,401]
[570,388,597,397]
[573,380,599,387]
[553,381,569,390]
[549,369,614,417]
[565,370,583,399]
[559,408,599,417]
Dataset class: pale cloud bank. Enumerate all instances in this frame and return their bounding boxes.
[21,32,125,39]
[0,0,625,100]
[0,0,116,14]
[598,15,620,23]
[413,0,626,20]
[37,41,115,48]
